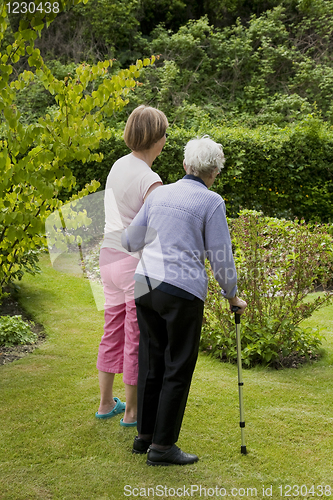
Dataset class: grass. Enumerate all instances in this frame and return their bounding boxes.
[1,254,333,500]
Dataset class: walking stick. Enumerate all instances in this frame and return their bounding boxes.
[232,306,247,455]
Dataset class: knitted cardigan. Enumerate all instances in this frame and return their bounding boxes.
[121,176,237,302]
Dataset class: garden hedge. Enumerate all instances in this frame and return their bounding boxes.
[67,115,333,222]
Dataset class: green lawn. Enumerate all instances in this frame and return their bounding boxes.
[1,254,333,500]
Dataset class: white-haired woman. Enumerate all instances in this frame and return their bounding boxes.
[122,136,247,464]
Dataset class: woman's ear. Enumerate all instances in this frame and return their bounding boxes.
[183,160,187,173]
[210,167,219,179]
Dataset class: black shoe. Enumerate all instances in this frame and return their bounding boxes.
[132,436,152,454]
[147,444,199,466]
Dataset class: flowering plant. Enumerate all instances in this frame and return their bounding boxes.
[201,210,333,367]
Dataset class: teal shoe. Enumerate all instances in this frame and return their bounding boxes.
[95,397,126,419]
[120,418,137,427]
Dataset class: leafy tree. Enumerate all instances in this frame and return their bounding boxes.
[10,60,79,125]
[0,0,155,301]
[7,1,333,129]
[124,4,333,127]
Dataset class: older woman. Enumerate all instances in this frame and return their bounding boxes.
[95,106,168,426]
[122,136,247,464]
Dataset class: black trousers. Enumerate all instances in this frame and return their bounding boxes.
[135,284,204,446]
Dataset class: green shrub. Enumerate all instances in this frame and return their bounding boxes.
[212,117,333,223]
[67,117,333,222]
[0,315,37,347]
[201,210,333,367]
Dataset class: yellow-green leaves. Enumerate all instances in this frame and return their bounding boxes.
[0,1,157,298]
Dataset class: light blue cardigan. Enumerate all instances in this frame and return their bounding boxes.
[121,176,237,302]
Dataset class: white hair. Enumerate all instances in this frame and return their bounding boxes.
[184,135,225,176]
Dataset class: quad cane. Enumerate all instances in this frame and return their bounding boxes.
[232,306,247,455]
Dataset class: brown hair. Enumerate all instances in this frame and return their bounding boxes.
[123,105,168,151]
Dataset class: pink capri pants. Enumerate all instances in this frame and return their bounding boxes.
[96,247,140,386]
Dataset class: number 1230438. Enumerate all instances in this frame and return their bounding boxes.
[6,2,60,14]
[277,485,332,497]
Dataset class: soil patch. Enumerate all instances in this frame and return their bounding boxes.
[0,291,46,366]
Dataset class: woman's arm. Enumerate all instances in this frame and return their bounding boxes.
[205,201,238,299]
[121,202,157,252]
[144,181,163,202]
